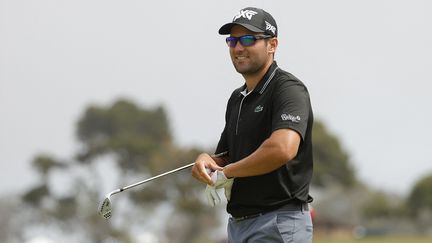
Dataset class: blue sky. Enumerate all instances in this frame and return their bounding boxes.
[1,0,431,196]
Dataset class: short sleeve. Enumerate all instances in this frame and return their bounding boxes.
[215,126,228,155]
[215,91,235,155]
[271,82,311,140]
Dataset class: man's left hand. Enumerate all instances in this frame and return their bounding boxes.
[211,170,234,201]
[205,185,221,207]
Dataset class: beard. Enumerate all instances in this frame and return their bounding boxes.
[232,59,263,76]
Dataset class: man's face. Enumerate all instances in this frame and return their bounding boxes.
[229,25,275,76]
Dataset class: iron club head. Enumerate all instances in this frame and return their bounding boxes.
[98,192,114,219]
[96,161,197,219]
[98,196,112,219]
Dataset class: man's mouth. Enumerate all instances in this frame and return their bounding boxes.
[236,56,248,61]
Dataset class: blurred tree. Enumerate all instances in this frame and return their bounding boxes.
[32,154,67,176]
[22,154,65,206]
[362,191,408,220]
[24,99,218,242]
[363,191,393,219]
[312,120,357,187]
[76,99,172,172]
[408,173,432,214]
[22,184,49,206]
[0,198,24,242]
[74,99,219,242]
[407,173,432,233]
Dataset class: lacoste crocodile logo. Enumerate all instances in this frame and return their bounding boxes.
[254,105,264,113]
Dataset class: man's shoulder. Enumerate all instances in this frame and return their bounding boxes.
[274,68,302,83]
[271,68,308,91]
[267,69,313,102]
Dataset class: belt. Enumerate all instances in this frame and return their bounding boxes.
[231,213,263,222]
[231,203,309,222]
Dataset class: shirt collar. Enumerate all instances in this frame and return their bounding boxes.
[254,61,279,95]
[236,61,279,97]
[240,88,253,97]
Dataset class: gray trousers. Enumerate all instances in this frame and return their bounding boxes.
[227,206,313,243]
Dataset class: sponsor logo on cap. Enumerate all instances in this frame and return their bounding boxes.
[233,9,258,21]
[265,21,276,35]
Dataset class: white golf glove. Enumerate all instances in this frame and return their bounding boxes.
[205,170,234,207]
[205,185,221,207]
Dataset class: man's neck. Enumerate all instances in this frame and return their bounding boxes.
[243,60,273,91]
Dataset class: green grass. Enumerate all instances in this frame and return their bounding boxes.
[314,236,432,243]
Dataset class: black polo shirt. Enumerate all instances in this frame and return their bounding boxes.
[215,61,314,217]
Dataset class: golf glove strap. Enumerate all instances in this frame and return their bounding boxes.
[212,170,234,201]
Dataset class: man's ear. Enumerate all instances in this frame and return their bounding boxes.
[268,38,278,54]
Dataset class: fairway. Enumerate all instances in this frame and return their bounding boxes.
[314,236,432,243]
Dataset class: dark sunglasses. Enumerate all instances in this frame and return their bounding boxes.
[226,35,272,48]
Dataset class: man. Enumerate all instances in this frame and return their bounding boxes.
[192,7,314,243]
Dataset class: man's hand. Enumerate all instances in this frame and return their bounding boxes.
[192,153,223,185]
[211,170,234,201]
[205,170,234,207]
[205,185,221,207]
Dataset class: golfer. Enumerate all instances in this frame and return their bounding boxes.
[192,7,314,243]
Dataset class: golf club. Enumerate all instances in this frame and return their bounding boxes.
[98,152,227,219]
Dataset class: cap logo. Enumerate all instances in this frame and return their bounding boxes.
[265,21,276,35]
[233,10,258,21]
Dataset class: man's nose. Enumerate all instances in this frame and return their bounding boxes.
[233,40,245,51]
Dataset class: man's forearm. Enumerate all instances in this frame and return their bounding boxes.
[223,129,300,178]
[223,143,288,178]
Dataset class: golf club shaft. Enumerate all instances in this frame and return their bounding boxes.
[116,162,194,194]
[110,151,228,196]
